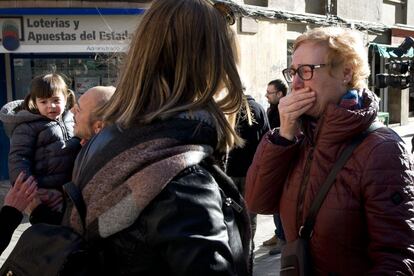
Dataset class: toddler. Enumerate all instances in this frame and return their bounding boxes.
[0,74,81,196]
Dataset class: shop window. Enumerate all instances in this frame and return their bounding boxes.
[305,0,325,15]
[382,0,407,25]
[11,53,123,100]
[244,0,268,7]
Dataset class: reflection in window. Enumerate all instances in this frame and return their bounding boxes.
[12,54,124,100]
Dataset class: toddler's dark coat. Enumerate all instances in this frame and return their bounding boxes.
[0,100,81,188]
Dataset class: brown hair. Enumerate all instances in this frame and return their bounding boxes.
[96,0,243,151]
[294,27,370,89]
[268,79,288,96]
[23,74,74,114]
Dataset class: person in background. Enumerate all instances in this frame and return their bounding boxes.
[226,82,270,242]
[62,0,252,275]
[246,26,414,274]
[0,74,81,214]
[71,86,115,145]
[0,172,38,254]
[266,79,287,130]
[261,79,288,255]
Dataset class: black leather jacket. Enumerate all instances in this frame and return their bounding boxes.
[65,117,252,276]
[101,164,246,275]
[0,206,22,255]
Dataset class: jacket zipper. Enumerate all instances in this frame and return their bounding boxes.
[57,118,69,141]
[295,146,314,234]
[225,197,243,213]
[294,115,324,236]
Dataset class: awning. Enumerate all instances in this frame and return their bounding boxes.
[370,43,414,58]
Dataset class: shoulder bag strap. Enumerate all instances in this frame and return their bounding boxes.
[299,121,383,239]
[63,181,87,228]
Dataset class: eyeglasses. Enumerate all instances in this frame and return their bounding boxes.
[266,90,279,95]
[282,64,327,83]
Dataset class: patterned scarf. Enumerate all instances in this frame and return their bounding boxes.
[69,114,217,240]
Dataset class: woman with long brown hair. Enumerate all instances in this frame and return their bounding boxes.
[65,0,252,275]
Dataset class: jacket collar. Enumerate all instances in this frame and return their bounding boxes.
[301,89,378,146]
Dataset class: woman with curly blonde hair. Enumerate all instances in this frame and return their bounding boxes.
[246,26,414,274]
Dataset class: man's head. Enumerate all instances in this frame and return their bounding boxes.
[71,86,115,142]
[266,79,287,105]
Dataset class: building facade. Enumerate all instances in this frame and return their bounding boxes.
[232,0,414,124]
[0,0,150,180]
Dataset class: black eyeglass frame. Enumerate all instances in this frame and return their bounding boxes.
[265,90,280,95]
[282,64,327,83]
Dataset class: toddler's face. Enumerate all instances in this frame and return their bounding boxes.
[35,91,67,120]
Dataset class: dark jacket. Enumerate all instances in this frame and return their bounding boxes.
[100,164,248,275]
[246,89,414,274]
[267,104,280,129]
[65,113,252,276]
[226,95,270,177]
[0,203,62,255]
[0,206,22,255]
[0,100,81,188]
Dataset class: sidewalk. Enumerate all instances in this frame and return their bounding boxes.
[0,122,412,274]
[390,122,414,153]
[252,215,281,275]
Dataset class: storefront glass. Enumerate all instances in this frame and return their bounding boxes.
[11,53,123,100]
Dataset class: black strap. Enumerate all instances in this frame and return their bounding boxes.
[299,122,383,239]
[63,181,87,228]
